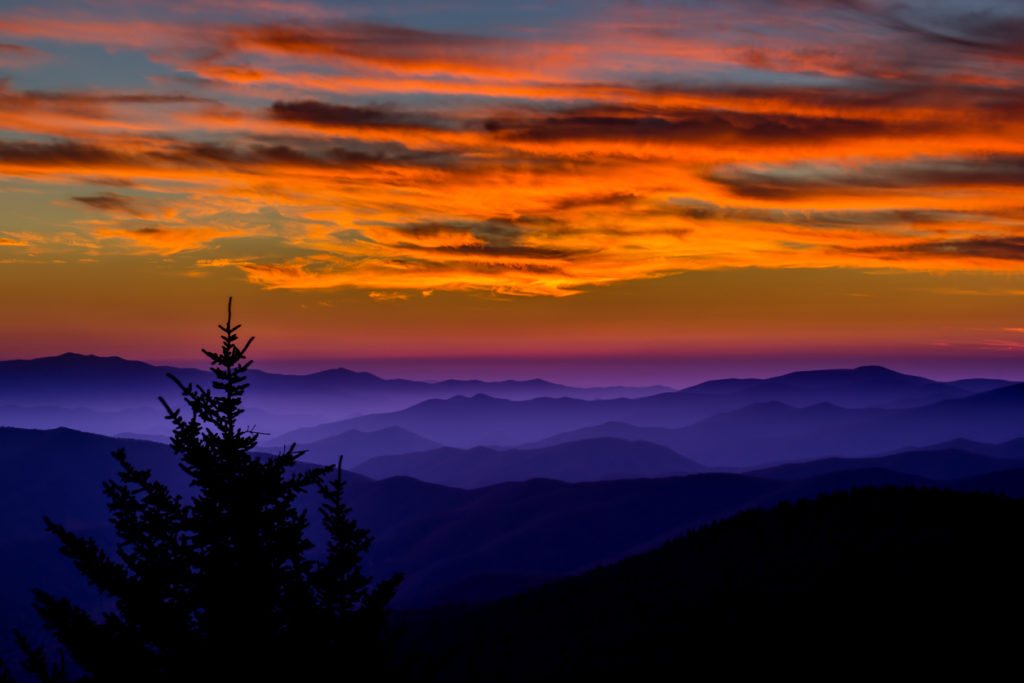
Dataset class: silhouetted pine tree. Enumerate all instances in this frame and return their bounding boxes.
[16,299,402,682]
[0,655,15,683]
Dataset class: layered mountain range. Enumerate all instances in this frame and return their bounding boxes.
[277,364,1024,474]
[0,353,669,441]
[4,356,1024,667]
[4,426,1024,617]
[5,356,1024,479]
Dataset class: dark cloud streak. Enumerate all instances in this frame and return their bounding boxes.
[270,99,448,131]
[0,138,457,172]
[709,155,1024,200]
[494,105,937,144]
[844,237,1024,262]
[71,192,151,217]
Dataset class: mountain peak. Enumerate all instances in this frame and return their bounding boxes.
[852,365,901,375]
[47,352,127,362]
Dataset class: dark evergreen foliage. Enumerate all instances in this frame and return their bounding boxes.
[0,652,16,683]
[14,300,401,682]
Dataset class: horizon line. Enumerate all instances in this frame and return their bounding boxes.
[5,350,1024,388]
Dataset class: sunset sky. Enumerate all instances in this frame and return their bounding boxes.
[3,0,1024,384]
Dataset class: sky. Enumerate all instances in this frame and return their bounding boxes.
[3,0,1024,385]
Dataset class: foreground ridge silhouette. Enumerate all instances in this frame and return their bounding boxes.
[7,299,402,682]
[400,485,1024,679]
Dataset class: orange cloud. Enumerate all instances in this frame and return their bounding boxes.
[94,225,240,255]
[368,291,408,301]
[4,4,1024,296]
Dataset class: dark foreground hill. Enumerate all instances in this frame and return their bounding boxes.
[400,487,1024,679]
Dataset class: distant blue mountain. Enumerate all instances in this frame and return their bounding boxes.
[680,365,980,408]
[296,426,443,467]
[0,354,210,407]
[1,356,1012,453]
[530,382,1024,468]
[749,447,1024,481]
[353,437,704,487]
[275,394,643,447]
[945,378,1015,393]
[277,366,1010,450]
[0,353,668,439]
[904,437,1024,459]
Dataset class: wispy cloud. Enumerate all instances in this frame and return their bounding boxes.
[2,1,1024,294]
[94,225,244,255]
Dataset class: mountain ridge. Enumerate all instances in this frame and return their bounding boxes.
[352,437,705,487]
[275,368,1017,450]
